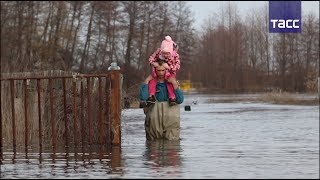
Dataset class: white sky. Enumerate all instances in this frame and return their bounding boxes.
[186,1,320,31]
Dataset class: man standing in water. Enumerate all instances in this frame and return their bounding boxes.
[139,61,184,140]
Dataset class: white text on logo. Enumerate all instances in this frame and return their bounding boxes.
[270,19,300,28]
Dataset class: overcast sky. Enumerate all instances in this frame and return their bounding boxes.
[186,1,320,31]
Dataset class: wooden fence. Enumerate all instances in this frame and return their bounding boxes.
[0,70,122,160]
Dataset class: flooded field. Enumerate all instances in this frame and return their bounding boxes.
[1,94,319,179]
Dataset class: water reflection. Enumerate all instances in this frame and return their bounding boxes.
[144,139,182,176]
[1,144,124,178]
[110,146,123,174]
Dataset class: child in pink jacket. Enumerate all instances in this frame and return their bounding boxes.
[146,35,181,106]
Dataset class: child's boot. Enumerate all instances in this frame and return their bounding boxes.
[147,95,156,107]
[169,98,177,106]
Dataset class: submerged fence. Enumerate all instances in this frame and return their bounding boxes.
[0,70,122,160]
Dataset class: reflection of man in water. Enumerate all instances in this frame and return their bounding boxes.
[144,139,182,172]
[139,62,184,140]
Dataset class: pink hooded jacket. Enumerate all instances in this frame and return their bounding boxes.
[148,36,180,73]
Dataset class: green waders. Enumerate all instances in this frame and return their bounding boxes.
[144,102,180,141]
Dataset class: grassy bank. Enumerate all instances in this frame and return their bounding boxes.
[260,92,319,106]
[204,92,319,106]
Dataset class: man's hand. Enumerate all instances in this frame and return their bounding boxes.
[167,77,179,89]
[144,75,153,84]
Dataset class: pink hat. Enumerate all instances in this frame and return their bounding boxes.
[160,36,174,55]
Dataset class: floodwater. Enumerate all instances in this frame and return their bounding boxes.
[1,94,319,179]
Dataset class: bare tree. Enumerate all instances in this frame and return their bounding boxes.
[79,2,95,73]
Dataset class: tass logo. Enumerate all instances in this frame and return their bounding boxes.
[269,1,301,33]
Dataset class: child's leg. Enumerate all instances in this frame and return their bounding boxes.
[148,68,158,97]
[148,78,157,96]
[166,82,176,99]
[147,77,157,106]
[166,73,177,99]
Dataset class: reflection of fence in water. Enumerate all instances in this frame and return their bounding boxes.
[1,144,123,174]
[0,70,122,161]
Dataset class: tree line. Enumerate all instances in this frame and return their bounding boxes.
[192,2,319,93]
[1,1,195,92]
[1,1,319,93]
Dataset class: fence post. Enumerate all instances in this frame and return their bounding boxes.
[109,62,122,146]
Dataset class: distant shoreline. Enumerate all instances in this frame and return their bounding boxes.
[194,92,319,106]
[128,92,319,109]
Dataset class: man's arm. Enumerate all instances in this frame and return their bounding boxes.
[139,84,149,101]
[167,78,184,104]
[140,75,154,101]
[174,88,184,104]
[173,81,184,104]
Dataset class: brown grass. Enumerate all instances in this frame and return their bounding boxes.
[260,92,319,106]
